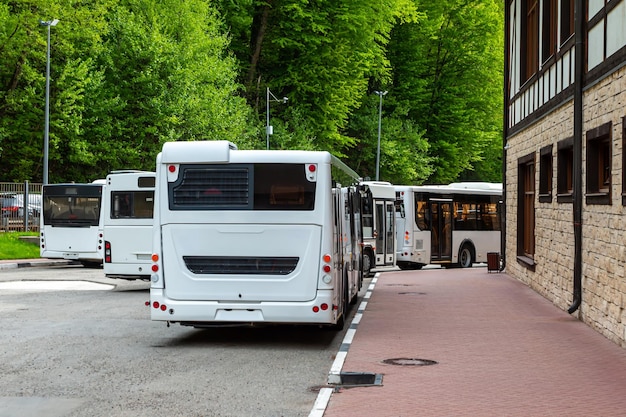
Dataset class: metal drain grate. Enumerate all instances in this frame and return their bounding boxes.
[338,372,383,386]
[382,358,438,366]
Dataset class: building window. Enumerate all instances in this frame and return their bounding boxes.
[522,0,539,83]
[542,0,557,63]
[539,145,553,202]
[586,122,612,205]
[557,137,573,203]
[560,0,574,44]
[517,153,535,266]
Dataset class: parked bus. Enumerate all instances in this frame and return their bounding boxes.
[149,140,363,329]
[360,181,396,276]
[395,182,502,269]
[40,180,106,267]
[103,170,155,280]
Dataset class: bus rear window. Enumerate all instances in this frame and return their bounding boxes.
[169,163,316,211]
[111,191,154,219]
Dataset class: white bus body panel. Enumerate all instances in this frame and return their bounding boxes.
[103,224,152,277]
[160,223,322,302]
[40,227,102,261]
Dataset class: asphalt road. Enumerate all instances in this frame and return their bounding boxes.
[0,265,357,417]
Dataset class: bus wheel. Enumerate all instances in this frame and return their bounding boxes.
[331,275,349,330]
[363,252,374,277]
[458,245,473,268]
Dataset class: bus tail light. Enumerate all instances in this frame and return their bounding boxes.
[104,241,112,263]
[152,301,167,311]
[322,254,332,273]
[404,230,410,245]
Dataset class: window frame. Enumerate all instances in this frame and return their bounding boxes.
[517,153,536,269]
[539,145,553,202]
[522,0,540,83]
[541,0,557,63]
[586,122,612,205]
[560,0,574,45]
[557,137,574,203]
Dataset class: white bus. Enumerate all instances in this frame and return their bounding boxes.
[395,182,502,269]
[103,170,155,280]
[40,180,106,267]
[149,141,363,329]
[360,181,396,276]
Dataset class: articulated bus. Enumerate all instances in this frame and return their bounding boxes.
[40,180,106,267]
[149,141,363,329]
[395,182,502,269]
[103,170,155,280]
[360,181,396,276]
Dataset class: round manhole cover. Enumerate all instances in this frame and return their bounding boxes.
[382,358,438,366]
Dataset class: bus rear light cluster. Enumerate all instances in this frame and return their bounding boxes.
[151,301,167,311]
[321,254,332,283]
[404,230,410,245]
[322,254,331,272]
[104,241,112,263]
[151,253,159,272]
[312,303,329,313]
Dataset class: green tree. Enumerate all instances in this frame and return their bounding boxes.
[386,0,504,183]
[0,0,254,183]
[88,0,254,176]
[0,0,114,182]
[217,0,418,153]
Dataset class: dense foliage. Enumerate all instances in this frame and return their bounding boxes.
[0,0,503,185]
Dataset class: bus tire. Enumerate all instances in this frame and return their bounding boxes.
[458,244,474,268]
[331,273,349,331]
[363,250,374,277]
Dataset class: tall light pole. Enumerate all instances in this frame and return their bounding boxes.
[374,90,387,181]
[266,87,288,150]
[40,19,59,185]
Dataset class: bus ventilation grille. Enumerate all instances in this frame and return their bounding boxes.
[183,256,299,275]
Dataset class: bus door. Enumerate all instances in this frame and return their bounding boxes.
[375,200,396,265]
[429,199,452,262]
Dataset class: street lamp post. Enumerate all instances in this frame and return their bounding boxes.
[374,90,387,181]
[40,19,59,185]
[266,87,288,150]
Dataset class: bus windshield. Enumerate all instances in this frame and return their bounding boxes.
[43,185,103,226]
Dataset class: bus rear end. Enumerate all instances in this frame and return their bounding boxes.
[149,141,345,327]
[40,182,105,266]
[103,171,155,280]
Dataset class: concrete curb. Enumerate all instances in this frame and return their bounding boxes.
[0,259,77,270]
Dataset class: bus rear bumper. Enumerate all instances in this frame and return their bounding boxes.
[149,289,338,326]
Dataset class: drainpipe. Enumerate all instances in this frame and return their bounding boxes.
[568,0,584,314]
[500,1,511,272]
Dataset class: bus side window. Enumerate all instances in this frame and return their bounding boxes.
[416,200,428,230]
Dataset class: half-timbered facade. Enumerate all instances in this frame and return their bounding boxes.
[504,0,626,347]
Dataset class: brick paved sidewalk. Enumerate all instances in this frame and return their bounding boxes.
[323,267,626,417]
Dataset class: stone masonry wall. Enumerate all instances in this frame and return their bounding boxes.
[506,65,626,347]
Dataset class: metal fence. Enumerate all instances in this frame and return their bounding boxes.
[0,181,43,232]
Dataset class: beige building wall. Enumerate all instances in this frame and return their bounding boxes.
[506,66,626,348]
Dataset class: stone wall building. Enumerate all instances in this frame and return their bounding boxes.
[505,0,626,347]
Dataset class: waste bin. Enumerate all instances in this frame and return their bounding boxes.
[487,252,500,273]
